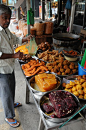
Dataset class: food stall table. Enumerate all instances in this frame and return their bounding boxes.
[18,60,86,130]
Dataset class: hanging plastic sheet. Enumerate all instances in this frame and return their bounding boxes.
[27,8,34,25]
[65,0,71,10]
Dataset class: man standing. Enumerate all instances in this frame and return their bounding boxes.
[0,4,32,127]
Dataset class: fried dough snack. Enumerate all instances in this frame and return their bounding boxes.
[37,50,64,62]
[46,59,78,76]
[22,59,48,76]
[62,75,86,99]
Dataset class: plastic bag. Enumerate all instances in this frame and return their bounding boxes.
[26,37,38,56]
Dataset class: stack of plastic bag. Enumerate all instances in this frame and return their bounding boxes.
[25,37,38,56]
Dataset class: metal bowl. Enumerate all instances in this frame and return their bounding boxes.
[62,48,80,62]
[39,90,80,123]
[29,72,61,97]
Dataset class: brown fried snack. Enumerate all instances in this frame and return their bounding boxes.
[82,75,86,80]
[63,65,68,69]
[62,83,66,87]
[72,69,77,74]
[77,76,82,80]
[60,68,64,73]
[57,72,61,75]
[65,68,71,74]
[69,64,74,69]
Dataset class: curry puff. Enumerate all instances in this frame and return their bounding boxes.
[62,75,86,99]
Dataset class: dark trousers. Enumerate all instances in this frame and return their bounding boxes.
[0,71,15,118]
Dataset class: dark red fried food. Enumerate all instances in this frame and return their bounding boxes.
[49,91,77,118]
[43,103,54,113]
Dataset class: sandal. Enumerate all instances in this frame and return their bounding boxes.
[14,102,22,108]
[5,118,20,128]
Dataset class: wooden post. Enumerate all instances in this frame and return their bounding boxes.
[26,0,30,35]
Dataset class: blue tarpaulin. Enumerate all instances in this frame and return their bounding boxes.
[65,0,71,10]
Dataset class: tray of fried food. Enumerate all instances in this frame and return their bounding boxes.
[46,58,78,77]
[18,54,33,63]
[39,90,80,123]
[62,75,86,100]
[37,42,53,52]
[21,59,48,77]
[37,50,64,62]
[63,49,79,57]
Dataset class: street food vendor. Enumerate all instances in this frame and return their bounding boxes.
[0,4,33,128]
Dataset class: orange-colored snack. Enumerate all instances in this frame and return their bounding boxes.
[35,73,57,92]
[15,43,29,54]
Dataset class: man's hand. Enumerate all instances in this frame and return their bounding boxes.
[22,35,34,43]
[14,51,23,59]
[26,35,34,41]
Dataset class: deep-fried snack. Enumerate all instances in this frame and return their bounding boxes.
[66,83,72,89]
[65,88,72,92]
[79,95,83,99]
[76,84,82,90]
[63,60,68,65]
[60,68,64,73]
[77,76,82,80]
[82,82,86,88]
[84,95,86,99]
[62,72,65,75]
[72,69,77,74]
[69,64,74,69]
[65,68,71,74]
[57,72,61,75]
[73,91,79,97]
[80,78,85,84]
[22,59,48,77]
[72,87,77,92]
[70,62,75,66]
[83,88,86,93]
[82,75,86,80]
[70,81,75,86]
[63,65,68,69]
[78,89,83,95]
[62,83,66,87]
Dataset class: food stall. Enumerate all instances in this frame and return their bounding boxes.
[15,32,86,130]
[8,0,86,129]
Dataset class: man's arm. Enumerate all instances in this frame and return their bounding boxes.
[0,51,23,59]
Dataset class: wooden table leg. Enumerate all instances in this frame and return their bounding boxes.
[38,117,45,130]
[26,84,30,104]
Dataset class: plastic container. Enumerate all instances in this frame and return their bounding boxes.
[78,61,86,75]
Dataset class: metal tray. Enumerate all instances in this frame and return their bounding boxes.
[29,72,61,96]
[39,90,80,123]
[62,75,86,101]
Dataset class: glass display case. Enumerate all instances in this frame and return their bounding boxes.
[73,0,86,34]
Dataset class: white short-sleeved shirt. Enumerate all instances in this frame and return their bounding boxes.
[0,26,22,74]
